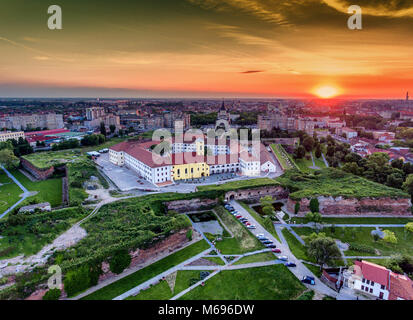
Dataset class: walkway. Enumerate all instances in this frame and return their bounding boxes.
[230,200,338,298]
[321,153,329,167]
[0,166,31,219]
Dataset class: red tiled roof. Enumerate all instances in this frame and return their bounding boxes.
[389,273,413,300]
[25,129,69,137]
[355,260,390,287]
[260,144,275,165]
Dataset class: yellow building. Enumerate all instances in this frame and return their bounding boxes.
[172,162,209,181]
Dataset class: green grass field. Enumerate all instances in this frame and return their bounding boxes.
[240,202,281,242]
[271,144,295,170]
[11,170,62,208]
[126,270,202,300]
[0,171,22,214]
[293,226,413,257]
[213,207,264,254]
[203,256,226,265]
[281,228,313,262]
[233,252,276,265]
[180,265,306,300]
[197,178,279,192]
[21,150,87,170]
[82,240,210,300]
[290,216,413,225]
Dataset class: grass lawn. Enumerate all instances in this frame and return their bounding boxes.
[294,155,314,173]
[0,171,22,214]
[292,226,413,257]
[312,151,327,169]
[233,252,276,265]
[21,150,87,170]
[290,216,413,225]
[10,170,62,208]
[303,262,322,278]
[204,257,226,265]
[270,144,295,170]
[180,265,306,300]
[213,207,264,254]
[297,290,315,300]
[126,270,202,300]
[240,202,281,242]
[281,228,314,262]
[197,178,279,193]
[277,168,409,200]
[82,240,210,300]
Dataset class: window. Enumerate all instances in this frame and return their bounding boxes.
[371,281,375,286]
[381,285,385,290]
[361,285,364,290]
[370,288,373,293]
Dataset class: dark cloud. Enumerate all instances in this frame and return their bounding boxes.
[240,70,264,74]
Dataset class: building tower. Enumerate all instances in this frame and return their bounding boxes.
[407,91,409,102]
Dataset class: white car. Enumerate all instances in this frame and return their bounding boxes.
[278,256,288,261]
[247,225,256,229]
[256,233,265,238]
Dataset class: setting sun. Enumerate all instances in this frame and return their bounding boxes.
[313,85,340,99]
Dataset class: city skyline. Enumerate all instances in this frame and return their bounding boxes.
[1,0,413,98]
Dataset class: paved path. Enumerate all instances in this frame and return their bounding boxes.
[321,152,329,167]
[285,223,406,228]
[344,256,391,260]
[230,200,338,298]
[113,247,213,300]
[0,166,31,219]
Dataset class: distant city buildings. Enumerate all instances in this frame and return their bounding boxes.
[84,107,120,131]
[0,113,64,130]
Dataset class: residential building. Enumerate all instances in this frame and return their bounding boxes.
[0,131,25,142]
[336,127,358,139]
[0,113,64,130]
[344,260,413,300]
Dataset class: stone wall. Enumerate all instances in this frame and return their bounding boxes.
[164,198,219,213]
[20,158,55,180]
[225,186,289,202]
[287,196,412,216]
[98,227,200,282]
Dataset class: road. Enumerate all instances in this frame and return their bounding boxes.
[230,200,339,298]
[0,166,31,219]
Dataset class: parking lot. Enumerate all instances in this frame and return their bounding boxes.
[95,154,159,192]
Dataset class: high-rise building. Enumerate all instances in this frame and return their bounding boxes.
[0,113,64,130]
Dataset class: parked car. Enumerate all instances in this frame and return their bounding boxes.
[266,244,277,248]
[285,262,296,267]
[262,240,273,244]
[301,276,315,285]
[277,256,288,261]
[235,215,242,219]
[256,234,265,238]
[272,249,281,253]
[247,225,256,229]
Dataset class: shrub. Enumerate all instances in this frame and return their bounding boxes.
[294,202,300,214]
[109,250,132,275]
[309,198,319,213]
[63,265,91,297]
[348,243,376,254]
[186,229,193,241]
[43,288,61,300]
[383,230,398,244]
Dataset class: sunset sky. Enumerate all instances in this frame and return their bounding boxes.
[1,0,413,98]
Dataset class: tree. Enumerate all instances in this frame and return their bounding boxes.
[294,202,300,215]
[262,206,274,216]
[63,265,91,297]
[100,122,107,136]
[260,195,274,208]
[109,125,116,134]
[43,288,61,300]
[307,233,341,268]
[405,222,413,234]
[402,174,413,201]
[382,230,398,244]
[0,148,19,169]
[109,250,132,274]
[305,211,322,224]
[386,172,404,189]
[294,145,306,159]
[342,162,363,176]
[315,145,322,159]
[186,229,193,241]
[302,136,315,152]
[309,198,319,213]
